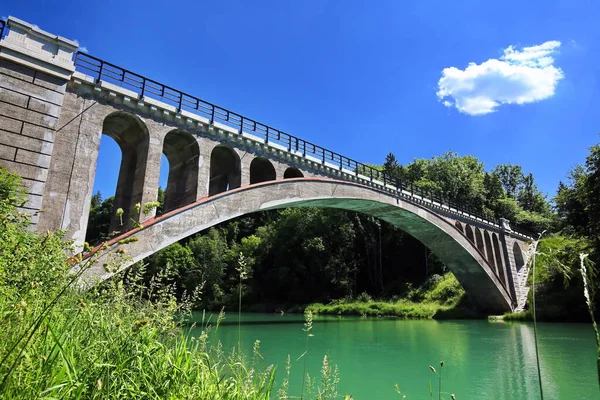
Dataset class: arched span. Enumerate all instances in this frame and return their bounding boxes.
[484,231,497,274]
[465,225,475,244]
[209,145,241,196]
[101,111,150,232]
[513,242,525,273]
[250,157,276,184]
[162,130,199,212]
[78,179,513,312]
[474,227,485,254]
[284,167,304,179]
[454,221,463,233]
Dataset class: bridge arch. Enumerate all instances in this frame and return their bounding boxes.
[162,130,199,212]
[209,145,241,196]
[284,167,304,179]
[484,231,496,273]
[513,242,525,273]
[80,179,514,312]
[492,233,506,285]
[454,221,464,233]
[474,227,485,254]
[250,157,276,184]
[100,111,150,232]
[465,225,475,244]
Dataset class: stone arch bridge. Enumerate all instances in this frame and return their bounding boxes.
[0,17,532,312]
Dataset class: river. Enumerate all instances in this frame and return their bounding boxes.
[189,312,599,399]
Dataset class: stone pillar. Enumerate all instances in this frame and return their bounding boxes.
[238,149,251,187]
[499,218,512,232]
[136,133,162,223]
[499,222,518,306]
[197,137,217,199]
[0,17,77,230]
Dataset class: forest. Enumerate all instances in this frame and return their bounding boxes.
[86,144,600,320]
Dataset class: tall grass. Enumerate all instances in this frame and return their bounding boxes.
[579,254,600,390]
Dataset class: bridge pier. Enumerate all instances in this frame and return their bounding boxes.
[0,17,77,231]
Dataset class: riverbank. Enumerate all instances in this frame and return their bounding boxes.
[304,273,480,319]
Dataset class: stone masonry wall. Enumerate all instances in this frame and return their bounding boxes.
[0,58,67,228]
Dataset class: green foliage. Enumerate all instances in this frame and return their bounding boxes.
[0,168,282,399]
[306,273,466,318]
[502,311,533,321]
[86,193,114,244]
[531,234,595,320]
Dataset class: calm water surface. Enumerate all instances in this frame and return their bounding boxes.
[189,313,599,400]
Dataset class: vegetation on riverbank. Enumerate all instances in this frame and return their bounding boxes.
[306,273,469,319]
[0,168,345,399]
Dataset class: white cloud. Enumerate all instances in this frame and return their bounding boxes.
[72,39,88,53]
[437,41,564,115]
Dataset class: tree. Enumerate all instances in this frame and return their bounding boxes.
[85,193,114,244]
[492,164,524,199]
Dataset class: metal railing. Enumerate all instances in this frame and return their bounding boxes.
[0,19,5,39]
[72,51,533,236]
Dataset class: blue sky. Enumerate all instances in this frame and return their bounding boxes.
[4,1,599,199]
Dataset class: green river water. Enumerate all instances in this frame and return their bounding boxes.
[189,312,599,399]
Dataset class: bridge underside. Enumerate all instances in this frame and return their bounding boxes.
[78,179,515,313]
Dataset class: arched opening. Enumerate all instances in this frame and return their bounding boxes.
[484,231,496,273]
[85,111,150,243]
[492,233,506,285]
[474,227,485,254]
[454,221,463,233]
[209,145,241,196]
[162,130,199,213]
[465,225,475,244]
[250,157,276,184]
[513,242,525,273]
[284,167,304,179]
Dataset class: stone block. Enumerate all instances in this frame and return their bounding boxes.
[0,114,23,134]
[0,129,53,155]
[0,87,29,108]
[0,59,35,83]
[0,74,65,105]
[15,148,51,168]
[0,143,16,160]
[23,193,43,210]
[21,178,45,195]
[21,123,55,142]
[0,101,57,129]
[34,72,68,93]
[0,159,48,181]
[28,97,61,118]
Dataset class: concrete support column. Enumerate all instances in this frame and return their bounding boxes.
[136,134,162,223]
[39,93,109,247]
[197,137,217,199]
[238,149,251,187]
